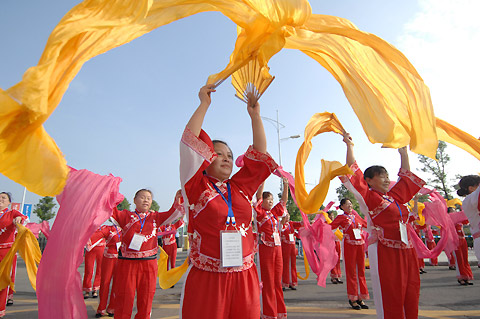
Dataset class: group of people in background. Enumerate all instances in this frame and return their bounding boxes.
[1,84,479,319]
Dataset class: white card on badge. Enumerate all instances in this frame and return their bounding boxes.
[353,228,362,239]
[116,242,121,251]
[289,233,295,242]
[128,233,145,251]
[220,231,243,268]
[273,232,281,246]
[399,222,409,245]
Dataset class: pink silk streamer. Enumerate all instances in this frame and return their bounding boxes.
[449,210,468,225]
[25,221,51,239]
[408,189,458,258]
[36,167,123,319]
[157,229,177,237]
[273,166,337,287]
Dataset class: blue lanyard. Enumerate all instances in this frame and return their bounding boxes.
[211,182,235,226]
[384,196,404,220]
[0,209,7,221]
[267,212,278,233]
[113,224,121,240]
[134,210,147,232]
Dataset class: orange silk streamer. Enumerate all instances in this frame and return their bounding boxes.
[447,198,462,208]
[436,118,480,160]
[0,224,42,291]
[297,249,310,280]
[157,246,189,289]
[295,112,353,214]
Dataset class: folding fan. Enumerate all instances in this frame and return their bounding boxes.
[231,58,275,105]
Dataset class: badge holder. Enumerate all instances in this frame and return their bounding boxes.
[399,222,409,245]
[129,233,146,251]
[273,232,281,246]
[220,229,243,268]
[289,233,295,243]
[353,228,362,239]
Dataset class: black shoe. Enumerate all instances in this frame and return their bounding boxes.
[95,313,103,318]
[92,290,98,298]
[349,300,361,310]
[466,281,474,285]
[290,286,297,290]
[6,299,13,306]
[170,285,175,289]
[458,279,468,286]
[107,313,114,317]
[337,279,344,284]
[282,287,286,291]
[449,266,456,270]
[83,292,89,300]
[419,269,427,274]
[331,278,338,284]
[357,300,369,309]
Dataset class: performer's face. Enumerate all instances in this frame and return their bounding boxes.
[262,194,274,210]
[468,184,479,194]
[366,172,390,194]
[134,190,153,213]
[206,143,233,182]
[340,200,353,213]
[0,193,10,210]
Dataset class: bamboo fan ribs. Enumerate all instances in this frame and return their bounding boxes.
[232,58,275,105]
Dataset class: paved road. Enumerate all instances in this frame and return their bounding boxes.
[6,250,480,318]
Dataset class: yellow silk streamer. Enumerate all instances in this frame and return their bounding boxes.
[2,0,465,196]
[321,211,343,240]
[297,249,309,280]
[157,246,189,289]
[436,117,480,160]
[407,200,425,226]
[0,224,42,291]
[295,112,353,214]
[447,198,462,208]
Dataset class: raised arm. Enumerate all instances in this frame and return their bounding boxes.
[247,97,267,154]
[280,178,289,203]
[343,132,355,167]
[186,84,216,137]
[398,146,410,171]
[256,182,265,202]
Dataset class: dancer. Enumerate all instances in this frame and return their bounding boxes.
[457,175,480,265]
[0,192,26,319]
[111,189,183,319]
[159,219,184,272]
[280,213,302,291]
[330,199,369,310]
[340,133,425,319]
[83,227,106,299]
[255,180,288,318]
[95,223,122,317]
[327,211,343,284]
[179,84,277,319]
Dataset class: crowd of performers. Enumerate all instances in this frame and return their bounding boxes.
[1,85,479,319]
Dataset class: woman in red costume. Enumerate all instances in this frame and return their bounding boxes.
[280,213,302,291]
[111,189,183,319]
[255,180,288,319]
[179,84,277,319]
[159,219,184,272]
[83,228,105,299]
[340,133,425,319]
[330,199,369,310]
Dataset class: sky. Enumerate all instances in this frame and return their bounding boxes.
[1,0,479,222]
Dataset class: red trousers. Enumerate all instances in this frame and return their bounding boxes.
[163,243,177,270]
[97,257,118,315]
[258,244,286,319]
[83,246,104,292]
[369,243,420,319]
[454,238,473,280]
[181,265,260,319]
[426,240,438,265]
[330,241,342,279]
[448,252,456,267]
[281,243,297,288]
[418,257,425,269]
[114,258,157,319]
[344,242,369,301]
[0,248,16,317]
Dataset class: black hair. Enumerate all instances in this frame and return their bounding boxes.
[364,165,388,180]
[262,191,273,200]
[339,198,351,211]
[212,140,233,157]
[457,175,480,197]
[134,189,153,199]
[447,207,455,213]
[0,192,12,203]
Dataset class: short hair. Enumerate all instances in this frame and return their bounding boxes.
[0,192,12,203]
[134,189,153,199]
[364,165,388,180]
[457,175,480,197]
[262,191,273,200]
[339,198,351,211]
[212,140,233,157]
[447,207,455,213]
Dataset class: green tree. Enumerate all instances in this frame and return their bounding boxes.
[335,184,361,215]
[33,197,57,221]
[282,189,301,221]
[151,200,160,211]
[117,198,131,211]
[417,141,453,199]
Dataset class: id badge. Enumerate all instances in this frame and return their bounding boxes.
[289,233,295,243]
[220,231,243,268]
[116,242,121,251]
[353,228,362,240]
[399,222,409,245]
[128,233,145,251]
[273,232,281,246]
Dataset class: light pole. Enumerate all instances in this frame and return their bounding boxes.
[261,110,301,189]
